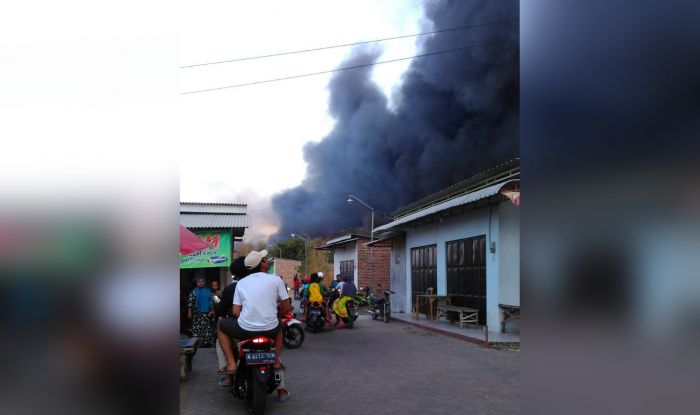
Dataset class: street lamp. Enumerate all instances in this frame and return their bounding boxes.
[347,194,377,290]
[290,233,308,276]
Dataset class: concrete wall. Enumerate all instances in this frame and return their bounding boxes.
[390,238,407,313]
[498,202,520,306]
[332,241,358,286]
[403,205,504,330]
[498,201,520,332]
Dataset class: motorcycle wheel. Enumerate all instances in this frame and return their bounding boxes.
[283,323,305,349]
[347,317,354,329]
[245,372,267,415]
[384,311,391,323]
[371,312,378,320]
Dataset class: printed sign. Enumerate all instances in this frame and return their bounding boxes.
[179,230,231,268]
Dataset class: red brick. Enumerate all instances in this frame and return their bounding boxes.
[270,258,302,291]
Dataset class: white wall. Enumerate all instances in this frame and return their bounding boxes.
[403,205,504,330]
[332,241,358,286]
[498,201,520,307]
[390,238,407,313]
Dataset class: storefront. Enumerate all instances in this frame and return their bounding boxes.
[179,202,248,332]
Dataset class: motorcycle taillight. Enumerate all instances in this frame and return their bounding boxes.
[252,337,270,345]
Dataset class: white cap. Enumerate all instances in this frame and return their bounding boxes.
[318,272,324,279]
[244,249,269,269]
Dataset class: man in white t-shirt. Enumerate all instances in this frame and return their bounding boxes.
[217,249,291,400]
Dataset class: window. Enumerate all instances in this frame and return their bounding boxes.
[339,260,354,282]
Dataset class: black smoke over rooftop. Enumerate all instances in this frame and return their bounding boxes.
[272,0,518,240]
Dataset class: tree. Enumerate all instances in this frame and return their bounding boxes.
[268,237,305,261]
[300,238,333,287]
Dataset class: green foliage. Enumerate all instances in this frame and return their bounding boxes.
[268,237,333,281]
[269,237,306,261]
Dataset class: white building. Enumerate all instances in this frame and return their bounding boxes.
[373,160,520,333]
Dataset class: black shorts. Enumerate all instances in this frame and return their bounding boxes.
[219,318,280,340]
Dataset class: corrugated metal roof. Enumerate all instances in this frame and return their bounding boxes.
[179,213,249,229]
[180,203,247,215]
[316,238,359,250]
[392,159,520,217]
[374,179,519,232]
[325,233,368,245]
[365,230,405,246]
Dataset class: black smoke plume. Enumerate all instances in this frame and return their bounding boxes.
[272,0,518,240]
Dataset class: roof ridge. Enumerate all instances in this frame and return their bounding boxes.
[180,201,247,206]
[392,158,519,218]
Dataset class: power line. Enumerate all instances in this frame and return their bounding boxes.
[180,19,518,69]
[181,41,515,95]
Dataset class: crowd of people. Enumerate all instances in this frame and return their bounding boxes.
[186,249,358,404]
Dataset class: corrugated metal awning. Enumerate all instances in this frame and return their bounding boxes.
[374,179,519,232]
[365,230,405,246]
[179,213,249,229]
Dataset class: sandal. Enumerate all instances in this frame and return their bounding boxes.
[218,376,233,388]
[276,390,290,402]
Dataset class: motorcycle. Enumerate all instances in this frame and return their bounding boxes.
[330,297,359,329]
[306,301,328,333]
[344,299,359,328]
[231,314,292,415]
[368,288,396,323]
[282,312,305,349]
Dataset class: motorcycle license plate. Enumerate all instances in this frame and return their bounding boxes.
[245,352,276,365]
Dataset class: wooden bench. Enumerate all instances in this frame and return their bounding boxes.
[499,304,520,333]
[436,302,479,328]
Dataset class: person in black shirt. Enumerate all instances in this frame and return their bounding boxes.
[216,256,248,386]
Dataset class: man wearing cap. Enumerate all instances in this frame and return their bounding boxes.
[217,249,291,401]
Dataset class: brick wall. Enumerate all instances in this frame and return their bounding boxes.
[356,236,391,293]
[272,258,302,290]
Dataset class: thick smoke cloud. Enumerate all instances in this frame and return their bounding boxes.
[272,0,518,239]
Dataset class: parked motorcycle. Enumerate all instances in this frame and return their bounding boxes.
[368,288,396,323]
[282,312,305,348]
[306,301,328,333]
[231,319,286,415]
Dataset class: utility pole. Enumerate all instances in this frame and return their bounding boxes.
[347,195,377,291]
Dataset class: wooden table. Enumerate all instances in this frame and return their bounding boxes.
[414,295,449,321]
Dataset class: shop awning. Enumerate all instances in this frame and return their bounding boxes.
[179,225,211,255]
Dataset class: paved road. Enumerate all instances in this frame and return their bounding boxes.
[180,313,519,415]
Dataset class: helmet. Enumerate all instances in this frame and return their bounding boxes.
[318,272,324,280]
